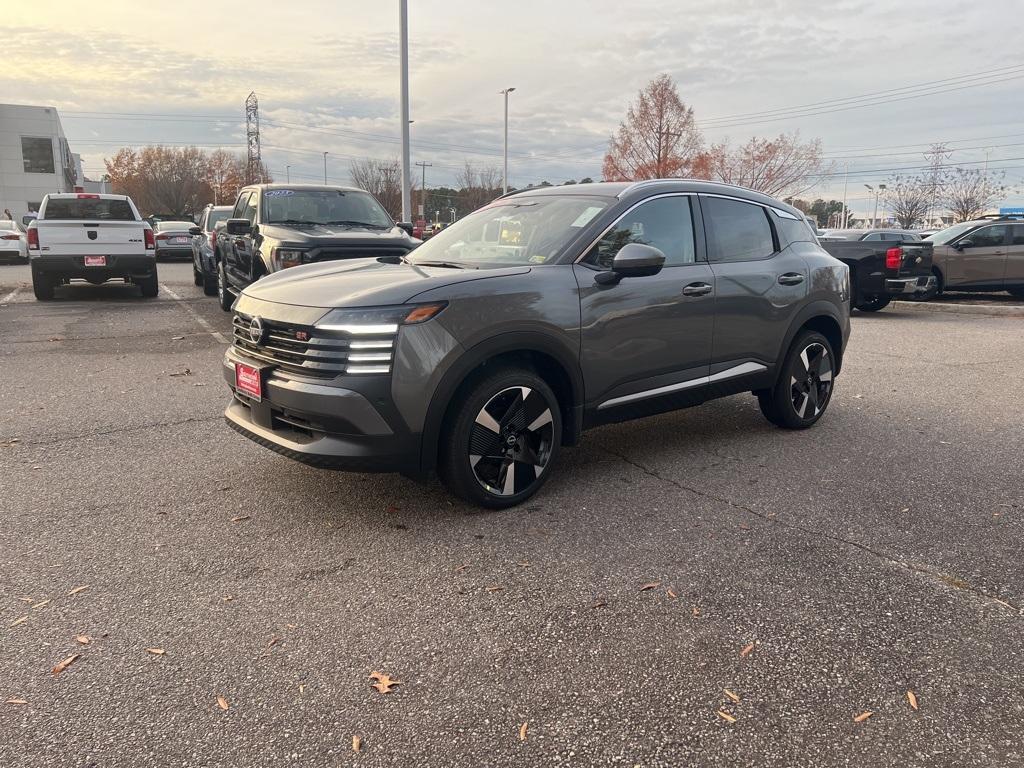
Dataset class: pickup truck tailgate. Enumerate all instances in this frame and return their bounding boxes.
[895,241,932,276]
[37,221,147,257]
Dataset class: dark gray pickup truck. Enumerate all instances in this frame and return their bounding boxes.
[817,229,935,312]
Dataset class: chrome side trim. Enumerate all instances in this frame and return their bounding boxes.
[596,362,768,410]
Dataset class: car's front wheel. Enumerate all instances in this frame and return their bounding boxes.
[758,330,836,430]
[439,366,561,509]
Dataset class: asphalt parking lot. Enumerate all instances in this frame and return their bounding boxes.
[2,261,1022,767]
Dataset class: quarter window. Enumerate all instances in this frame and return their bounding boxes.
[964,225,1008,248]
[702,197,775,262]
[21,137,55,174]
[583,196,696,269]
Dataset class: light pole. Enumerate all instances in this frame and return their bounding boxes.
[865,184,880,227]
[323,152,328,184]
[878,183,887,226]
[399,0,412,223]
[286,165,291,183]
[840,162,849,228]
[500,87,516,194]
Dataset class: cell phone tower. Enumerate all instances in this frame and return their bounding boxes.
[245,91,262,184]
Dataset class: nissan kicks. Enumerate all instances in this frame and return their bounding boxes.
[222,180,851,508]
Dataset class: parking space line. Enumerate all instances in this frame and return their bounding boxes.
[160,285,229,343]
[1,287,19,304]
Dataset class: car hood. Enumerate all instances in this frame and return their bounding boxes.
[241,258,532,308]
[260,223,414,244]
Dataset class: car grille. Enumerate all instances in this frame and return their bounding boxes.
[312,246,410,263]
[231,312,396,378]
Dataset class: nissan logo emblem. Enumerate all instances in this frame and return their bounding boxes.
[249,316,265,345]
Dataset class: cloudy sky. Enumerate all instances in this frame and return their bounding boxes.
[3,0,1022,214]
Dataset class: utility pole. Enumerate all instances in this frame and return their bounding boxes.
[399,0,412,222]
[245,92,261,185]
[322,152,328,184]
[286,165,291,183]
[415,161,432,220]
[840,162,849,228]
[923,142,951,227]
[500,87,516,194]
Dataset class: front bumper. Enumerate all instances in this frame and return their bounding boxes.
[31,254,156,278]
[221,349,419,474]
[885,275,937,297]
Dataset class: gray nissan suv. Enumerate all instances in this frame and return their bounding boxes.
[223,180,850,508]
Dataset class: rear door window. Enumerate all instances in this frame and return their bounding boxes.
[702,197,775,262]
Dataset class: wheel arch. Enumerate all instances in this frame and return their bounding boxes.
[778,302,847,378]
[419,332,583,474]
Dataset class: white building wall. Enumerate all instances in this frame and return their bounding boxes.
[0,103,77,218]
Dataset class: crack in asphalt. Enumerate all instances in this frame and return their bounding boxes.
[602,445,1022,616]
[4,414,225,448]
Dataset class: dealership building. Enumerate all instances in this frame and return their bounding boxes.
[0,103,98,219]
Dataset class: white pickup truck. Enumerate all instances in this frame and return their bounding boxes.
[26,193,166,301]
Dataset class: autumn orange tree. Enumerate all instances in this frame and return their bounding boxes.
[602,74,704,181]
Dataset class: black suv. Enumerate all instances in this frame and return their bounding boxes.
[222,180,851,508]
[214,184,419,311]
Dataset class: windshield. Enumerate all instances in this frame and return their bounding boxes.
[43,198,135,221]
[262,189,394,228]
[927,222,979,244]
[407,196,611,268]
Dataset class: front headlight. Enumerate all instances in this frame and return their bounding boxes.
[314,303,447,335]
[271,248,307,271]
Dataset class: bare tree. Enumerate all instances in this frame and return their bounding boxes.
[945,167,1006,222]
[602,74,704,181]
[456,161,502,213]
[885,175,932,229]
[349,158,416,220]
[695,132,828,198]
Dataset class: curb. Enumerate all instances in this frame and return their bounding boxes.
[890,300,1024,318]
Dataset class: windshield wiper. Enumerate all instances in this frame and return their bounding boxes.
[413,260,476,269]
[267,219,324,226]
[324,220,389,229]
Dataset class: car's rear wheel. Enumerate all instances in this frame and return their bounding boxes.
[854,295,891,312]
[217,260,233,312]
[138,265,159,298]
[31,264,54,301]
[192,260,202,286]
[439,366,561,509]
[758,330,836,430]
[202,268,218,296]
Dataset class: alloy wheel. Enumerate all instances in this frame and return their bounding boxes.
[468,386,555,497]
[790,342,833,419]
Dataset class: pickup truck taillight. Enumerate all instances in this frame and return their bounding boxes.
[144,229,155,250]
[885,247,903,270]
[27,228,39,250]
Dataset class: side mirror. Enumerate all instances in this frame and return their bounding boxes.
[22,213,37,228]
[595,243,666,285]
[397,222,414,236]
[188,226,202,236]
[226,218,252,236]
[954,239,972,251]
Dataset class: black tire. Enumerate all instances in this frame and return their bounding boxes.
[217,259,233,312]
[202,268,218,296]
[138,265,159,298]
[438,366,562,509]
[932,267,944,296]
[192,259,202,286]
[1007,287,1024,300]
[854,295,891,312]
[31,264,54,301]
[758,330,836,430]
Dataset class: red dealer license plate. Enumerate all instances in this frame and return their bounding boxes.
[235,362,263,402]
[84,255,106,266]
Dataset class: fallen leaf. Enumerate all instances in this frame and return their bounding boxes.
[9,616,28,628]
[5,699,28,705]
[298,684,305,695]
[51,654,80,676]
[724,689,741,703]
[717,710,737,723]
[217,696,229,711]
[75,635,90,645]
[352,735,362,752]
[591,600,607,609]
[31,599,50,610]
[145,648,165,655]
[907,691,919,710]
[853,393,863,399]
[268,637,281,647]
[486,585,504,593]
[853,710,873,723]
[692,606,701,617]
[169,369,193,377]
[67,585,90,597]
[900,507,910,513]
[639,581,662,592]
[48,337,62,342]
[666,588,677,599]
[230,515,251,523]
[453,564,470,572]
[222,595,234,602]
[740,642,755,658]
[17,597,32,603]
[517,561,531,568]
[286,623,297,629]
[519,721,529,741]
[171,336,185,340]
[738,523,751,531]
[369,671,401,694]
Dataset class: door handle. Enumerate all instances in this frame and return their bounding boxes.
[682,282,713,297]
[778,273,805,286]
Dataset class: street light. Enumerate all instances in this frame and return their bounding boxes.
[865,184,884,227]
[500,87,516,194]
[323,152,328,185]
[286,165,291,183]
